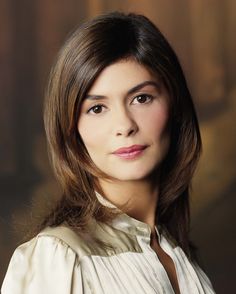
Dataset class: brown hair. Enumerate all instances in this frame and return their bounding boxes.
[33,12,201,260]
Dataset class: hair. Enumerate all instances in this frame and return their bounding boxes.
[30,11,202,260]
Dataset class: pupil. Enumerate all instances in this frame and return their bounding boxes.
[94,106,101,113]
[138,95,146,103]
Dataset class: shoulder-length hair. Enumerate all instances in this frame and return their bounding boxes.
[36,11,201,260]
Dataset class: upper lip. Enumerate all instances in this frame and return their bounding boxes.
[113,145,147,154]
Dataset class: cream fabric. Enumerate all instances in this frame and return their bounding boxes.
[2,193,215,293]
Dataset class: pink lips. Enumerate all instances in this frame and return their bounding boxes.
[112,145,148,159]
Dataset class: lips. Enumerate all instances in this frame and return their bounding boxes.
[113,145,147,155]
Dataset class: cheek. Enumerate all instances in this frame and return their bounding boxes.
[142,105,169,139]
[78,119,106,151]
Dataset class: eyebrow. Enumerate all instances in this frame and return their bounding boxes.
[84,80,161,101]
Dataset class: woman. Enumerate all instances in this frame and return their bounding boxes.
[2,12,215,293]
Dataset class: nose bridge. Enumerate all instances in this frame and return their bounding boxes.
[113,103,137,136]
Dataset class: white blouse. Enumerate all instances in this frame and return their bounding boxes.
[2,193,215,294]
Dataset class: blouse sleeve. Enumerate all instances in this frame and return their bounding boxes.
[1,235,83,294]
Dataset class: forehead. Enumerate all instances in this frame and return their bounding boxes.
[87,59,160,95]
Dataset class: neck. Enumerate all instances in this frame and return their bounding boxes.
[96,175,160,233]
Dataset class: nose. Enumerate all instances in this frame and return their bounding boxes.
[114,107,138,137]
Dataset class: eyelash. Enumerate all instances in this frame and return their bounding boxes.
[86,94,154,114]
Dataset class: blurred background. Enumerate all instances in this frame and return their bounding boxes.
[0,0,235,292]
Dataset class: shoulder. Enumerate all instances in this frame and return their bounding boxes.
[11,224,94,263]
[38,225,86,256]
[1,225,84,294]
[13,225,82,263]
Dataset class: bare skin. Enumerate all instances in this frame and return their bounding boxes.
[151,231,181,294]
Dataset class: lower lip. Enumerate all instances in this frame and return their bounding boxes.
[113,148,147,160]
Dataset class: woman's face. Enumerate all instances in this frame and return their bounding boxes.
[78,59,170,181]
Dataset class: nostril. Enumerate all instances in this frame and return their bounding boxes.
[116,125,138,137]
[128,129,135,136]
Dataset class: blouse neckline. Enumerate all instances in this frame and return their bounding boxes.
[95,191,162,242]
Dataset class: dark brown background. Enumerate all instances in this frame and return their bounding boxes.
[0,0,235,293]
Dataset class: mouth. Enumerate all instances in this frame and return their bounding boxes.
[112,145,148,160]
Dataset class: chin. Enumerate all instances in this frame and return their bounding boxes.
[107,165,159,182]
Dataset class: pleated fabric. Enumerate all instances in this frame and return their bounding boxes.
[1,193,215,294]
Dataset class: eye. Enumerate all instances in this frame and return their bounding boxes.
[87,104,106,114]
[132,94,153,104]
